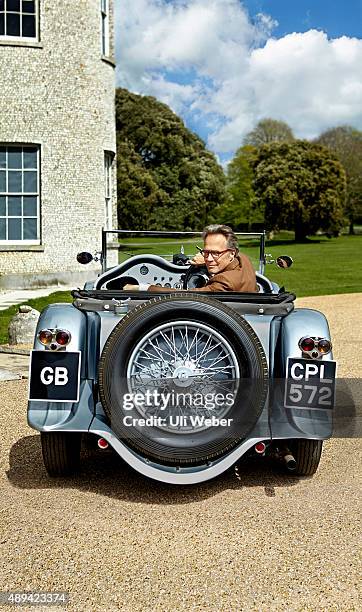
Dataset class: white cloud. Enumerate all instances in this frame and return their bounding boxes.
[114,0,362,157]
[140,74,198,114]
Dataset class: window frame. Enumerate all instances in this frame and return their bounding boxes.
[100,0,109,57]
[0,144,41,246]
[0,0,39,42]
[104,151,113,230]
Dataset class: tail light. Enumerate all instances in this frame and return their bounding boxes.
[38,329,71,350]
[300,337,315,352]
[317,339,332,354]
[38,330,53,345]
[55,330,71,346]
[298,336,332,358]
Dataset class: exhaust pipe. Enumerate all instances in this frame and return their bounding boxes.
[283,453,297,471]
[272,444,297,471]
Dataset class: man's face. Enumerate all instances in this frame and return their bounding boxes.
[203,233,235,274]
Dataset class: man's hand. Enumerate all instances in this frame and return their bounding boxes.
[123,284,139,291]
[187,253,205,266]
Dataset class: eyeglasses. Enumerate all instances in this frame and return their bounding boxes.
[200,249,232,260]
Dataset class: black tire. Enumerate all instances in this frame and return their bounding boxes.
[291,439,323,476]
[41,432,81,476]
[99,294,268,466]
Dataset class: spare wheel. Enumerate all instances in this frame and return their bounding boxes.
[98,294,268,465]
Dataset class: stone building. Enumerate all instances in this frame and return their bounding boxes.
[0,0,117,288]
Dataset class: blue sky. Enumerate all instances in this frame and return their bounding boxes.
[243,0,362,39]
[115,0,362,163]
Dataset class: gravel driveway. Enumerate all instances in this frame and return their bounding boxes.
[1,294,361,611]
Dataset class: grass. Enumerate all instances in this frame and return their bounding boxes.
[265,234,362,296]
[0,291,72,345]
[1,234,361,344]
[119,234,362,297]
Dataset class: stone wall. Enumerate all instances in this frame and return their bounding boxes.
[0,0,117,288]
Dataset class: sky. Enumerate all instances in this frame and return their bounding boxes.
[114,0,362,164]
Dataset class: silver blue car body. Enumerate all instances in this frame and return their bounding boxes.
[28,231,335,484]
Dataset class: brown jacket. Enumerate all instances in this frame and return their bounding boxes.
[148,254,257,293]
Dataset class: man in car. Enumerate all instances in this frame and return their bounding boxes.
[123,224,257,293]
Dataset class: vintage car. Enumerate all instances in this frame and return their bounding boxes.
[27,230,336,484]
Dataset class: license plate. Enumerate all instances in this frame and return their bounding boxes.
[29,350,81,403]
[284,357,336,410]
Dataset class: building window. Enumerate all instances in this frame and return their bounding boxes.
[104,152,113,230]
[0,145,40,244]
[0,0,38,40]
[100,0,109,56]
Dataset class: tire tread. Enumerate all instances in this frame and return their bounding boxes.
[293,439,323,476]
[41,432,81,477]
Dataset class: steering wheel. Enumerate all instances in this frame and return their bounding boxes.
[172,251,209,289]
[182,263,209,289]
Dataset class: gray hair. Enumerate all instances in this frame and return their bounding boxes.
[202,224,239,252]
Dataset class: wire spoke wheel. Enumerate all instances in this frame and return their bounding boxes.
[126,321,240,432]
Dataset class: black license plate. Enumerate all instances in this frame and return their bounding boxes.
[29,350,81,403]
[284,357,336,410]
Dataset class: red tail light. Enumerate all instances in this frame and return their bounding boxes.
[300,337,315,352]
[38,328,71,349]
[298,336,332,357]
[55,330,71,346]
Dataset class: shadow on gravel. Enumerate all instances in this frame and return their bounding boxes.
[7,435,301,504]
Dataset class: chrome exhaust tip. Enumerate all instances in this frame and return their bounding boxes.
[283,454,297,471]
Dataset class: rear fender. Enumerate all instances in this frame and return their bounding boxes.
[275,308,334,440]
[33,303,87,377]
[281,308,333,370]
[28,303,94,431]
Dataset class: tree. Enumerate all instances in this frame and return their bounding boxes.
[243,118,295,147]
[316,126,362,234]
[250,141,347,241]
[116,88,226,230]
[117,140,168,230]
[216,145,262,229]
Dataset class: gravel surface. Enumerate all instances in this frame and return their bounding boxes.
[0,294,361,611]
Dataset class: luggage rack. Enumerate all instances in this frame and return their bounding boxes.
[73,288,294,303]
[72,289,296,316]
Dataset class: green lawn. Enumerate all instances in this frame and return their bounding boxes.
[1,234,361,344]
[119,234,362,297]
[264,234,362,297]
[0,291,72,345]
